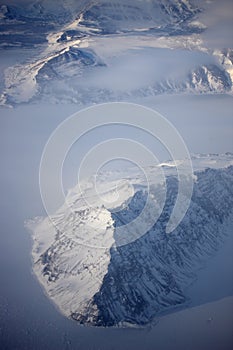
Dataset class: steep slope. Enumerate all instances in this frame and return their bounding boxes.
[83,166,233,326]
[27,155,233,327]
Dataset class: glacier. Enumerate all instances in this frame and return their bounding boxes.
[27,154,233,327]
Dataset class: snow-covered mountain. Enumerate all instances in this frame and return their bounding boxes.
[27,154,233,327]
[0,0,232,106]
[0,0,200,42]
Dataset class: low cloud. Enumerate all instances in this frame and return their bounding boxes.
[78,48,216,92]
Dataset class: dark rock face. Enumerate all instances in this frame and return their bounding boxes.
[72,166,233,326]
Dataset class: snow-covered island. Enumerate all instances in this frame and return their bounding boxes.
[26,153,233,327]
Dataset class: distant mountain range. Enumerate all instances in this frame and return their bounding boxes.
[0,0,232,106]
